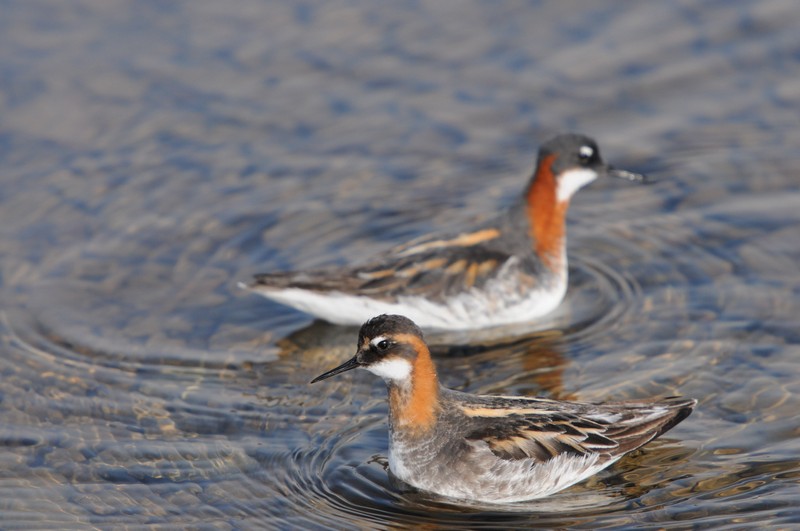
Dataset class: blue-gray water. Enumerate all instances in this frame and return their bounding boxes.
[1,1,799,528]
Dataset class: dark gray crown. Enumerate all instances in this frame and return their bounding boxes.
[537,133,604,175]
[358,314,424,343]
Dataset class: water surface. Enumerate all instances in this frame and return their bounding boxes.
[1,0,800,528]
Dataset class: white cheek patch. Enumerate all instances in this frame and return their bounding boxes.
[556,168,598,202]
[366,358,412,382]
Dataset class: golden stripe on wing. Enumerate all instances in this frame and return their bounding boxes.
[460,405,553,417]
[396,228,501,257]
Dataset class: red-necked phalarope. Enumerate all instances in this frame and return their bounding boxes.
[243,134,648,330]
[312,314,695,504]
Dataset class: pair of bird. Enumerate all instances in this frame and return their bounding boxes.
[242,134,695,504]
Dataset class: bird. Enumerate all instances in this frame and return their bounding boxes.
[311,314,695,504]
[242,134,649,330]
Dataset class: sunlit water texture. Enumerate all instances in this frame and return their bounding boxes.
[1,0,800,528]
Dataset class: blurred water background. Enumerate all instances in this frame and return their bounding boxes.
[1,1,800,528]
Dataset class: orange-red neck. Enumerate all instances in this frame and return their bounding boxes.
[388,334,439,435]
[526,154,568,271]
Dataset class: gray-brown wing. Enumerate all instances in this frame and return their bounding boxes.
[248,227,529,302]
[463,412,619,462]
[460,396,695,463]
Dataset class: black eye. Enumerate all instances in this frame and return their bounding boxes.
[377,340,390,350]
[577,145,594,164]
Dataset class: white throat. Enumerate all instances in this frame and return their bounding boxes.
[365,358,413,383]
[556,168,598,202]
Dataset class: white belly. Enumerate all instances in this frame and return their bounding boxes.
[253,265,567,330]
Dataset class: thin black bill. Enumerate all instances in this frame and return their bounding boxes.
[310,355,361,383]
[607,166,651,184]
